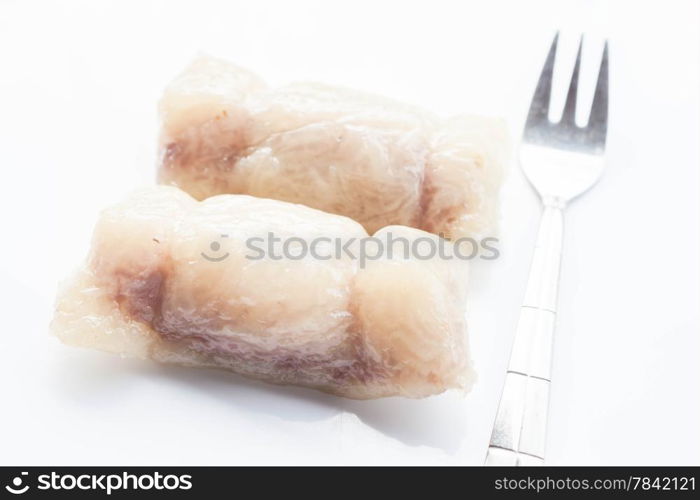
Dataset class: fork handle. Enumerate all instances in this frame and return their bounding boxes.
[485,198,564,465]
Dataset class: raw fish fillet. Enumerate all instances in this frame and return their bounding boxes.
[158,56,508,240]
[51,186,474,399]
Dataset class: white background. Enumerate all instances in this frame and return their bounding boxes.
[0,0,698,465]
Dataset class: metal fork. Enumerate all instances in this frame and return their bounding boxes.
[485,33,608,465]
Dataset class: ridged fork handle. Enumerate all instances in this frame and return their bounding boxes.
[485,199,564,465]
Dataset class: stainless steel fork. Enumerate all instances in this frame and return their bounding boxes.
[485,33,609,465]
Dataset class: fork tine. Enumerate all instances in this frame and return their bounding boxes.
[525,32,558,126]
[587,40,609,140]
[561,36,583,125]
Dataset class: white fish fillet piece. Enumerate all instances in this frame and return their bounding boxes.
[158,56,508,240]
[51,186,474,399]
